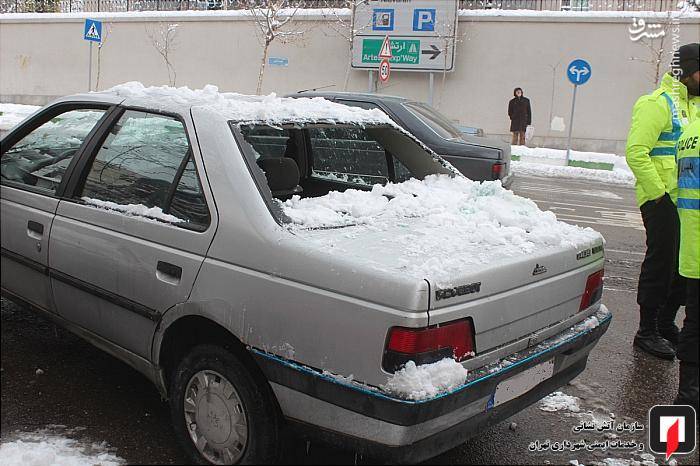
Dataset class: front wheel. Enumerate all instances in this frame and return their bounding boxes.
[169,344,280,464]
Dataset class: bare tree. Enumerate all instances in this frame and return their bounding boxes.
[146,22,179,86]
[244,0,308,95]
[322,0,372,90]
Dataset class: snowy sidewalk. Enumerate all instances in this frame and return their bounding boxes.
[510,145,635,186]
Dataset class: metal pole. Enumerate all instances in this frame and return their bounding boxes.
[428,72,434,106]
[88,42,93,91]
[565,84,578,165]
[368,70,374,93]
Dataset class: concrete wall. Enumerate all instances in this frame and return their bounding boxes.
[1,11,699,154]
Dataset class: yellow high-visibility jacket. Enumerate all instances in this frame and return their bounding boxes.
[676,119,700,279]
[626,73,697,207]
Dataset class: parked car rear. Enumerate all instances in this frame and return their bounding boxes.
[1,84,609,464]
[290,91,513,188]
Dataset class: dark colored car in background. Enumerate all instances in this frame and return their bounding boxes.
[291,92,512,188]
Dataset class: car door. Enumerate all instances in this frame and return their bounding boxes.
[0,103,112,312]
[49,108,217,359]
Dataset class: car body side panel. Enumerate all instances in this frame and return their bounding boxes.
[0,185,57,312]
[189,257,429,388]
[48,108,218,359]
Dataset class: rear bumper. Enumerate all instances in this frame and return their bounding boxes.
[252,306,611,463]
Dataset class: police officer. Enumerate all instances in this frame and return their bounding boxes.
[626,43,699,359]
[674,118,699,409]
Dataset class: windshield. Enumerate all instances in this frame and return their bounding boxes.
[403,102,463,140]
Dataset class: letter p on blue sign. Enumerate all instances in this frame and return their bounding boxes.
[413,9,436,32]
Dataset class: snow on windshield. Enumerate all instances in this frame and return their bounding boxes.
[282,175,601,283]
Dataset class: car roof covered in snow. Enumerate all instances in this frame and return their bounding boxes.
[63,82,398,127]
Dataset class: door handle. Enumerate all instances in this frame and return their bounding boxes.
[156,261,182,285]
[27,220,44,240]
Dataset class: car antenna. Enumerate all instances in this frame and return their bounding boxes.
[296,84,336,94]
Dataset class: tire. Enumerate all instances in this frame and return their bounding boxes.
[169,344,280,465]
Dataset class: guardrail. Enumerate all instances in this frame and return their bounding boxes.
[0,0,692,14]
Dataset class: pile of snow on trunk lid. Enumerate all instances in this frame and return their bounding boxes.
[283,175,601,284]
[382,358,469,401]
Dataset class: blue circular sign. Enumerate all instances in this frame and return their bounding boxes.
[567,59,592,85]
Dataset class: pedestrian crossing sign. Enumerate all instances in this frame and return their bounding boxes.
[84,19,102,43]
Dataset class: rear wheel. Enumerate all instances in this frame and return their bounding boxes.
[169,344,280,464]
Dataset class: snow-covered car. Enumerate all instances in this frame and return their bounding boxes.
[0,83,611,464]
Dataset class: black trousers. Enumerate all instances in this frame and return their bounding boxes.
[637,194,686,327]
[678,279,699,364]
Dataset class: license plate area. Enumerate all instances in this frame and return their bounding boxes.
[489,359,555,409]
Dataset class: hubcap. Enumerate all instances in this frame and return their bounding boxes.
[184,370,248,464]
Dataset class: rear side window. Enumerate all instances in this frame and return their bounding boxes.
[308,126,389,186]
[1,108,106,194]
[79,110,210,229]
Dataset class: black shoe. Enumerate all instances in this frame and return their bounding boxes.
[633,330,676,360]
[674,362,699,412]
[658,324,680,346]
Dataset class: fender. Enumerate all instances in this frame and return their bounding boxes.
[150,299,247,396]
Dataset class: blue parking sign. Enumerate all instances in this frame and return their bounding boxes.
[84,19,102,43]
[413,8,436,31]
[372,9,394,31]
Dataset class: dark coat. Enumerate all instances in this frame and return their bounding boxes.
[508,93,532,133]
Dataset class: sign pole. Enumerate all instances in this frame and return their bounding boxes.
[88,41,93,92]
[428,72,434,106]
[565,84,578,166]
[368,70,374,93]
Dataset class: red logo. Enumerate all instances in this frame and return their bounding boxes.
[648,405,696,460]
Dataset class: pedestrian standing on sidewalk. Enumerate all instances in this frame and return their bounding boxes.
[625,43,699,360]
[673,117,700,410]
[508,87,531,146]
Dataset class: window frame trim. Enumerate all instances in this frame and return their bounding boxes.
[62,105,212,232]
[0,102,117,199]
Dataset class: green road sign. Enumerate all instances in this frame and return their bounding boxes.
[361,38,420,65]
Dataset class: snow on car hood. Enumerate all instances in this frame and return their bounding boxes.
[282,175,601,285]
[102,81,395,127]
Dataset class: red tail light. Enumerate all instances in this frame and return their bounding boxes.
[383,319,475,372]
[580,269,604,311]
[492,162,506,179]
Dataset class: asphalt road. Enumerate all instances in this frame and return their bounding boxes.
[1,173,698,466]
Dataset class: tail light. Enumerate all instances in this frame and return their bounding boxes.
[579,269,604,311]
[492,162,506,179]
[382,319,475,372]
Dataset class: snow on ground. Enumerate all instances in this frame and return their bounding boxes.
[0,103,39,131]
[0,428,124,466]
[539,391,582,413]
[510,145,635,185]
[382,358,469,401]
[511,145,629,170]
[511,161,635,185]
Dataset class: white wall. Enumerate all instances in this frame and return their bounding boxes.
[1,11,699,153]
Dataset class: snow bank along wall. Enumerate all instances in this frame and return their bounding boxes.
[1,11,699,154]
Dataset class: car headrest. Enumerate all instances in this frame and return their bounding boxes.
[256,157,302,198]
